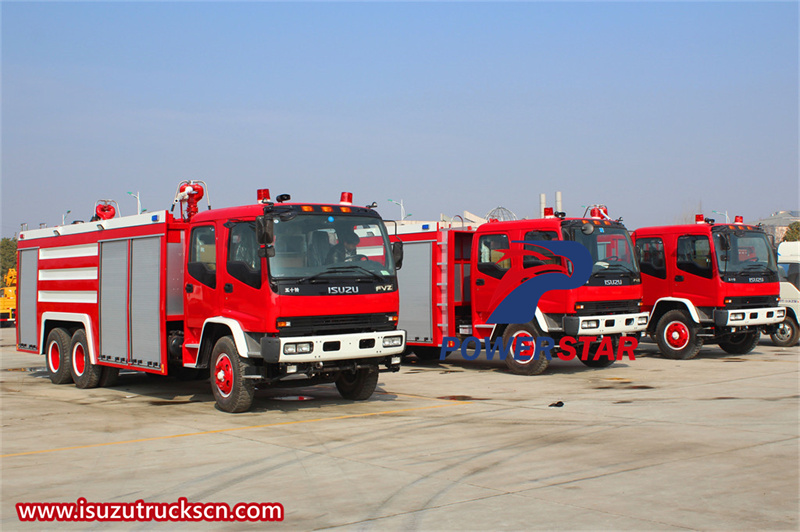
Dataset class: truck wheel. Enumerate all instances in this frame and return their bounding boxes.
[412,347,443,361]
[503,323,549,376]
[70,329,103,389]
[336,366,379,400]
[580,337,617,368]
[718,331,760,355]
[210,336,255,413]
[770,315,799,347]
[655,310,702,360]
[45,328,73,384]
[98,367,120,387]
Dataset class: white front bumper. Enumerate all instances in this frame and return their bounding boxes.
[715,306,785,327]
[566,312,650,336]
[272,330,406,363]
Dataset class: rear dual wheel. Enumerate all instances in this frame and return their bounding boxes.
[70,329,103,389]
[45,328,73,384]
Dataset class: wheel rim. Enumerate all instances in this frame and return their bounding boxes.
[774,323,792,342]
[48,341,60,372]
[510,331,535,364]
[73,343,86,376]
[664,321,690,350]
[214,353,234,397]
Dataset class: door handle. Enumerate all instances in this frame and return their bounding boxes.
[185,283,194,293]
[475,278,485,286]
[224,283,233,293]
[674,275,684,282]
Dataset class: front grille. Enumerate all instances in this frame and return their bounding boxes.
[576,300,640,316]
[725,295,779,309]
[278,313,396,337]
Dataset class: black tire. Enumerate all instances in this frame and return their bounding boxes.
[503,323,549,376]
[171,364,203,381]
[98,366,120,387]
[718,331,760,355]
[579,337,617,368]
[210,336,255,413]
[45,328,73,384]
[770,315,799,347]
[412,347,443,361]
[655,310,703,360]
[335,366,379,400]
[70,329,103,389]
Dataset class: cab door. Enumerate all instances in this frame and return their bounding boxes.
[220,220,265,331]
[672,232,716,307]
[471,232,512,324]
[184,224,220,353]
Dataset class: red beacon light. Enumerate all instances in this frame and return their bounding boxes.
[543,207,555,218]
[734,215,744,224]
[587,204,609,220]
[340,192,353,205]
[257,189,271,204]
[695,214,705,224]
[95,202,116,220]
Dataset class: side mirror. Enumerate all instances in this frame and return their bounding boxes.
[392,241,404,270]
[256,216,274,245]
[257,246,276,258]
[581,223,595,235]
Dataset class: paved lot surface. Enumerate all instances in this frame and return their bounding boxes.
[1,326,798,530]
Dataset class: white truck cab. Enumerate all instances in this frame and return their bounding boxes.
[772,241,800,346]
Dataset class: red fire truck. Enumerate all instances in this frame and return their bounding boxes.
[16,182,406,412]
[392,206,649,375]
[633,215,784,359]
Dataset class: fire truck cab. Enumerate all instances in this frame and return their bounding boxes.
[393,206,649,375]
[633,215,784,359]
[16,182,406,412]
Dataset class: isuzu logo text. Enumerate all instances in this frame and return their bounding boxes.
[328,286,359,294]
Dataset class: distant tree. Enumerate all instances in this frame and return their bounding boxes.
[783,222,800,242]
[0,238,17,286]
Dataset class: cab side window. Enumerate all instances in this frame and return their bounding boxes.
[677,235,713,279]
[227,222,261,289]
[188,225,216,288]
[522,231,559,269]
[477,234,511,279]
[636,237,666,279]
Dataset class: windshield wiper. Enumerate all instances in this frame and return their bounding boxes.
[737,264,772,275]
[298,265,385,284]
[591,264,636,277]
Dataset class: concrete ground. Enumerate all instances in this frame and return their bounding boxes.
[1,326,797,530]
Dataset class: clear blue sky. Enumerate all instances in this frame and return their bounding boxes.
[2,2,797,237]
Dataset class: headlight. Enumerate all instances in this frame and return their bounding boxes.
[581,320,599,330]
[382,336,404,347]
[284,342,313,354]
[730,312,745,321]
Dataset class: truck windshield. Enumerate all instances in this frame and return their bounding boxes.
[712,230,777,277]
[571,225,639,275]
[268,214,395,280]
